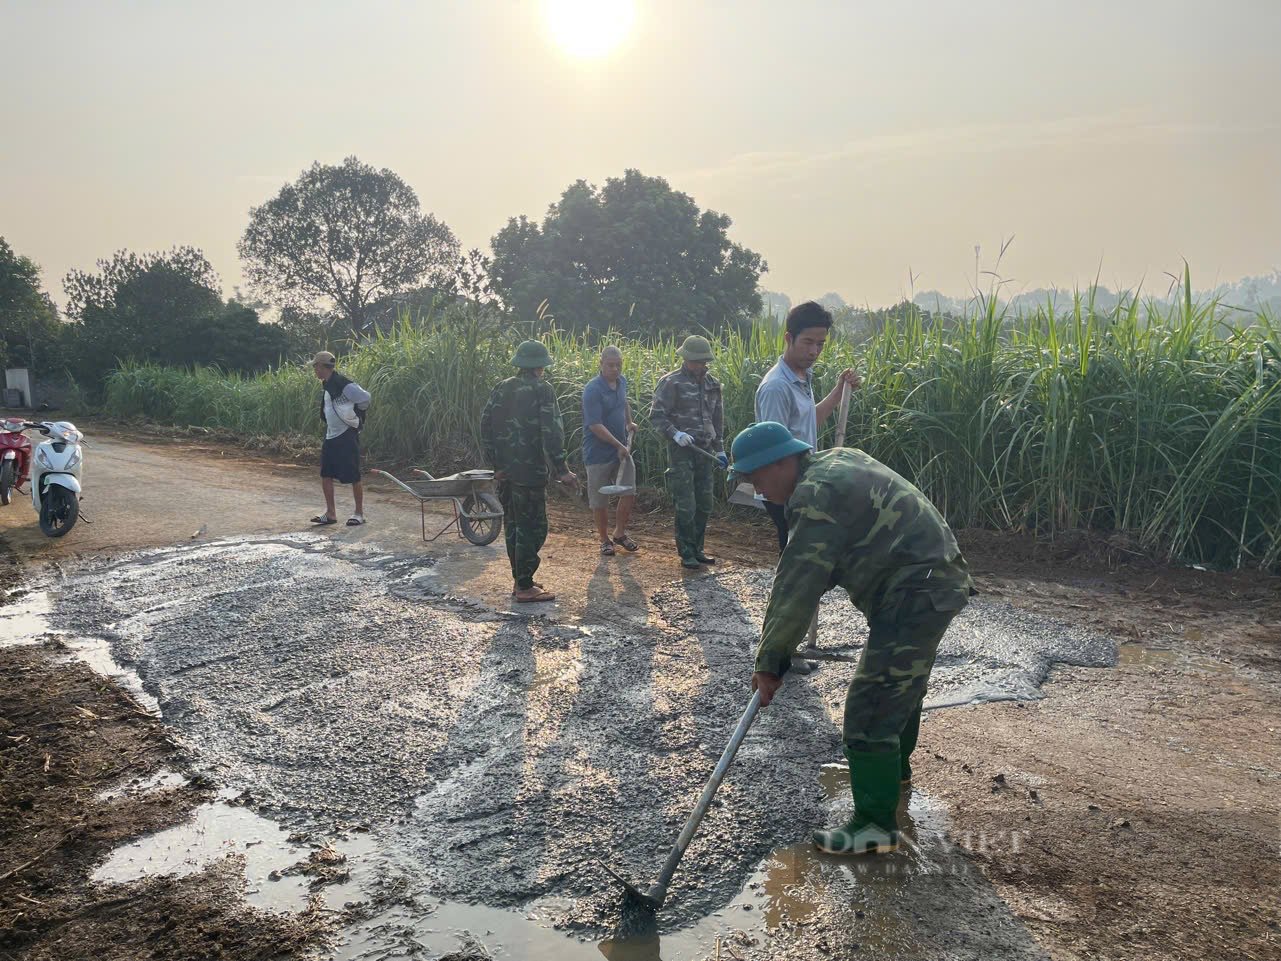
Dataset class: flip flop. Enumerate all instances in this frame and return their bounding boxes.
[612,533,639,553]
[346,515,366,526]
[600,540,616,556]
[311,515,338,525]
[514,589,556,603]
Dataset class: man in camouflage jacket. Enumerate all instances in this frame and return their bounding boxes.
[480,340,577,603]
[649,335,728,568]
[729,421,973,855]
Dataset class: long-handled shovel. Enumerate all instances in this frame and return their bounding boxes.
[601,689,763,911]
[800,380,854,655]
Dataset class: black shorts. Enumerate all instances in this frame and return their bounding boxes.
[320,429,362,484]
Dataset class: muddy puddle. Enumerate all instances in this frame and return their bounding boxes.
[77,767,1040,960]
[0,534,1100,960]
[0,583,160,713]
[92,790,316,913]
[1117,640,1233,673]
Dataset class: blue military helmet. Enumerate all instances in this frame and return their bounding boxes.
[729,421,812,477]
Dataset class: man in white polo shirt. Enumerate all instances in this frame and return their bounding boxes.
[755,301,860,551]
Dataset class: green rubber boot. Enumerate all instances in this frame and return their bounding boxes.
[813,748,901,855]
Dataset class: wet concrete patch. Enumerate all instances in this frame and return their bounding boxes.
[34,536,1081,959]
[653,570,1118,708]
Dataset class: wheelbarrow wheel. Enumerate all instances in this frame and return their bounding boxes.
[460,492,503,546]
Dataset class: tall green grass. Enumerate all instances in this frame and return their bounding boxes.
[103,283,1281,570]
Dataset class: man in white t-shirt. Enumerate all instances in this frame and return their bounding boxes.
[310,351,372,527]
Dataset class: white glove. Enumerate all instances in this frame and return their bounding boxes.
[672,431,694,447]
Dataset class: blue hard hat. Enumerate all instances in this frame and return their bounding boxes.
[729,422,812,476]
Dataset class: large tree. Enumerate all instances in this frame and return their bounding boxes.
[489,169,766,334]
[63,247,288,382]
[238,156,460,339]
[0,237,62,371]
[64,247,223,370]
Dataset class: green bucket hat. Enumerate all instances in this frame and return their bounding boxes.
[511,340,553,368]
[729,421,812,477]
[677,335,714,361]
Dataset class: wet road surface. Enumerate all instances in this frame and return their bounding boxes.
[3,503,1117,959]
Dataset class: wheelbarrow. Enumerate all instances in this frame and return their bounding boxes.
[370,468,504,546]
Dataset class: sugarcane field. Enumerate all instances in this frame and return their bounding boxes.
[2,4,1279,961]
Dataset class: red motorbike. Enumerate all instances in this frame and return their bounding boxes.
[0,418,33,506]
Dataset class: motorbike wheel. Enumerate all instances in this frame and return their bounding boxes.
[459,492,503,546]
[39,485,79,538]
[0,462,12,506]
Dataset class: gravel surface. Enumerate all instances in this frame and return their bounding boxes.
[23,533,1119,958]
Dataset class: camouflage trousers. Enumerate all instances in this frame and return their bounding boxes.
[664,443,715,561]
[842,590,963,755]
[498,482,547,590]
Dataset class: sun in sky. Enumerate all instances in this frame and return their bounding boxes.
[545,0,635,58]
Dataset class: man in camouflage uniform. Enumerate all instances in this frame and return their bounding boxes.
[649,335,728,569]
[729,421,973,855]
[480,340,577,603]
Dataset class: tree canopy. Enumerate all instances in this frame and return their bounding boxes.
[238,156,460,340]
[488,169,766,335]
[63,247,291,382]
[0,237,63,371]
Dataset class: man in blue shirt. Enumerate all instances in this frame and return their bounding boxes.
[582,346,640,555]
[755,301,860,551]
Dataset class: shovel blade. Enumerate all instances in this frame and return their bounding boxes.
[599,452,636,497]
[729,481,764,509]
[598,860,662,911]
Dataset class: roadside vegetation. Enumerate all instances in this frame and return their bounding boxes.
[102,274,1280,572]
[4,156,1277,570]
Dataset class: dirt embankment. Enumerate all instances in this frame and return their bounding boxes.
[926,531,1281,961]
[0,639,331,960]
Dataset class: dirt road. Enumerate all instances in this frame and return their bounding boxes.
[2,428,1278,961]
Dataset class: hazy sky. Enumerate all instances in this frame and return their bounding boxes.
[3,0,1279,309]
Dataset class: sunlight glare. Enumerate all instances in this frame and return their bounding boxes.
[545,0,634,59]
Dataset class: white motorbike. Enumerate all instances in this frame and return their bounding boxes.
[23,421,84,537]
